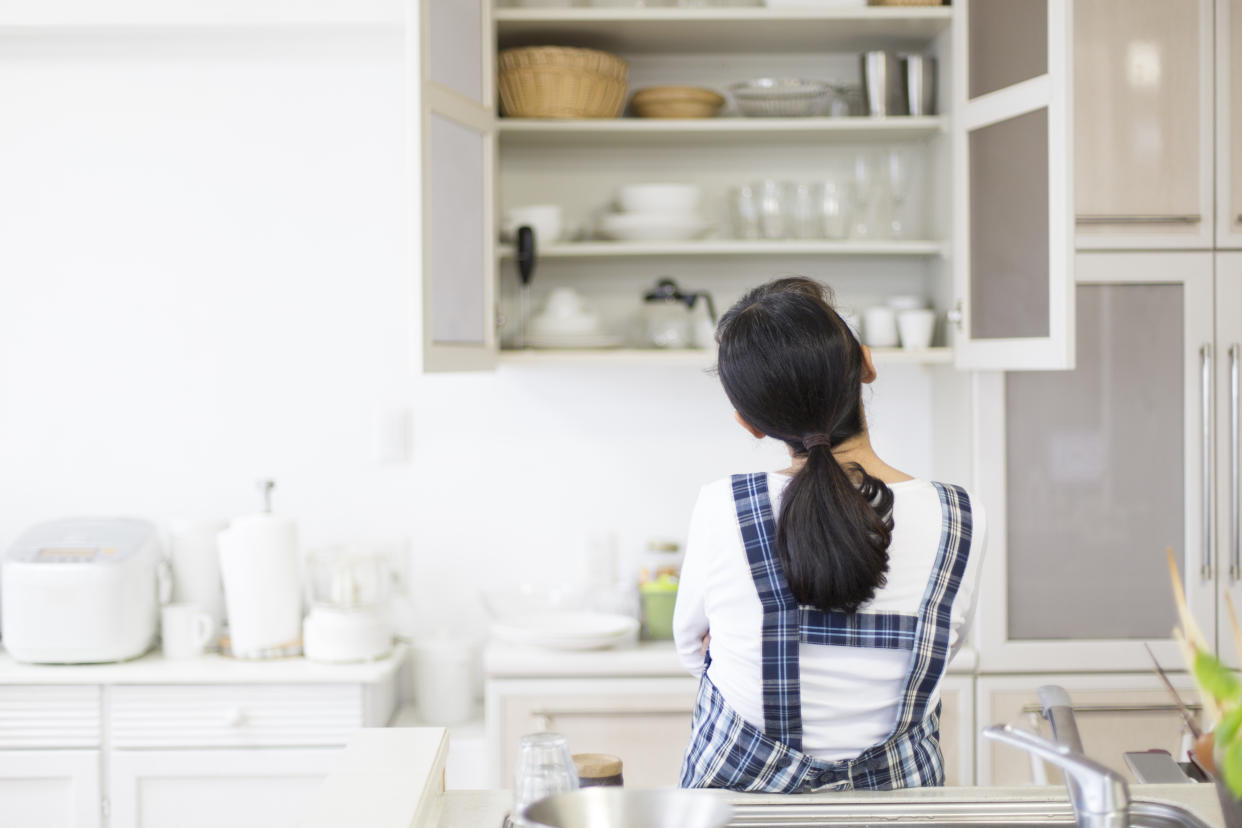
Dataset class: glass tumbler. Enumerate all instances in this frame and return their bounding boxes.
[789,182,818,239]
[730,184,760,239]
[513,732,579,825]
[756,179,787,240]
[819,180,850,240]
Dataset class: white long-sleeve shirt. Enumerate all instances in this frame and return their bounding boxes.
[673,473,987,761]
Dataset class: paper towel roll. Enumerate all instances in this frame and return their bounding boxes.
[217,514,302,658]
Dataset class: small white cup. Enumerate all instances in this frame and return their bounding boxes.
[862,306,899,348]
[897,309,937,350]
[161,603,215,660]
[502,204,563,244]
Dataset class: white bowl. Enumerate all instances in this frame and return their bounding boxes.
[599,212,710,242]
[616,184,702,214]
[530,311,603,337]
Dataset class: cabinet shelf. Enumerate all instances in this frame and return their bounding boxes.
[498,240,946,258]
[498,116,946,146]
[498,347,953,367]
[0,0,403,28]
[495,7,953,54]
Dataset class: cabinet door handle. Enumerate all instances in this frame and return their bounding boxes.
[1021,703,1203,716]
[1203,344,1214,580]
[1231,344,1240,583]
[1076,215,1202,225]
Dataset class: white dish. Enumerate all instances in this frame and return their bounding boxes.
[616,184,702,214]
[491,611,640,650]
[599,212,710,242]
[530,312,603,337]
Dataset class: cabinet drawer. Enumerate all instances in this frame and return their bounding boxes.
[0,686,101,748]
[111,684,364,748]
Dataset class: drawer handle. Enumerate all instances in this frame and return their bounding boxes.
[1076,214,1202,225]
[1021,703,1202,716]
[223,706,247,728]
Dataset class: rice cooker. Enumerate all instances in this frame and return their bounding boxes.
[1,518,166,664]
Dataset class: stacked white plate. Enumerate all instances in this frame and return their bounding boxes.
[491,611,640,651]
[527,288,623,349]
[598,184,710,242]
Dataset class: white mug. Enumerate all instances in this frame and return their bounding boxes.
[897,309,937,350]
[502,204,563,245]
[161,603,215,660]
[862,306,899,348]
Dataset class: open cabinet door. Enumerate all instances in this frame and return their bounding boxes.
[415,0,497,372]
[953,0,1075,371]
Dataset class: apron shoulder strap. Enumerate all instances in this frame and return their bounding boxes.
[730,473,803,749]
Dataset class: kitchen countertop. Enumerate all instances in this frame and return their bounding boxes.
[0,642,407,684]
[484,640,978,677]
[306,728,1228,828]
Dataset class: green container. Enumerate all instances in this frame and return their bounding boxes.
[639,580,678,640]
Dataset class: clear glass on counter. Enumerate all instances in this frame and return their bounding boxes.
[513,732,579,827]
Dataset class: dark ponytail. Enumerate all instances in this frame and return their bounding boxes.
[715,277,894,613]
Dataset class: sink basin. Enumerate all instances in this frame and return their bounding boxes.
[723,798,1214,828]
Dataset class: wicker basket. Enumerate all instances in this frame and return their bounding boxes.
[630,86,725,118]
[499,46,629,119]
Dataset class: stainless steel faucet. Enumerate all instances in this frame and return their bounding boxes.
[983,685,1131,828]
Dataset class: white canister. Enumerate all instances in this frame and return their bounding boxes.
[217,514,302,658]
[862,306,899,348]
[897,309,937,349]
[411,636,480,725]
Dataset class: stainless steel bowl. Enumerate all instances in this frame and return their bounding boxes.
[521,787,733,828]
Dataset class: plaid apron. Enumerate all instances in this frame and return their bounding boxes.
[679,473,973,793]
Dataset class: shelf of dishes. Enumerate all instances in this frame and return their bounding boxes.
[498,346,953,365]
[500,163,929,247]
[495,6,954,54]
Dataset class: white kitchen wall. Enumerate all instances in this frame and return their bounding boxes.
[0,25,964,632]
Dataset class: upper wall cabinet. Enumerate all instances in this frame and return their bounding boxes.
[417,0,498,372]
[1220,0,1242,248]
[1074,0,1215,250]
[953,0,1075,371]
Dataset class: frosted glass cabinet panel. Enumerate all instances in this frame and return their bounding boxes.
[418,0,496,371]
[1005,284,1182,640]
[1220,0,1242,247]
[975,252,1214,672]
[968,0,1047,99]
[969,110,1050,341]
[1219,254,1242,668]
[954,0,1074,370]
[1075,0,1213,249]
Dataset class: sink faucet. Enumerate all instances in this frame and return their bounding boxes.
[984,684,1131,828]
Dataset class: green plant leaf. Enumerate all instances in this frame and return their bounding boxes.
[1224,739,1242,798]
[1219,707,1242,746]
[1196,650,1242,705]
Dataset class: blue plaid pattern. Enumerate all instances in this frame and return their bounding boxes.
[679,474,973,792]
[798,608,918,649]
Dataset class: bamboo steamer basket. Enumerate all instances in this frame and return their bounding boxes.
[499,46,628,119]
[630,86,726,118]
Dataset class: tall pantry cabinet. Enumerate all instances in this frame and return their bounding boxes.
[976,0,1242,783]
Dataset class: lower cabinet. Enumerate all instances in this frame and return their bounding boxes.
[108,749,337,828]
[976,674,1205,786]
[490,677,699,789]
[0,750,101,828]
[487,674,977,788]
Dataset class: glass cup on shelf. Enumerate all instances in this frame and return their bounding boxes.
[756,179,787,240]
[789,182,818,240]
[513,732,579,826]
[819,179,850,240]
[849,154,878,239]
[730,184,760,240]
[886,149,913,239]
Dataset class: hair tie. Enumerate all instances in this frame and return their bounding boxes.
[802,434,832,450]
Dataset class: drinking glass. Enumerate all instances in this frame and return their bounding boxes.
[730,184,760,239]
[886,149,912,238]
[756,179,787,240]
[849,154,877,239]
[819,179,850,240]
[513,732,579,826]
[789,182,818,239]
